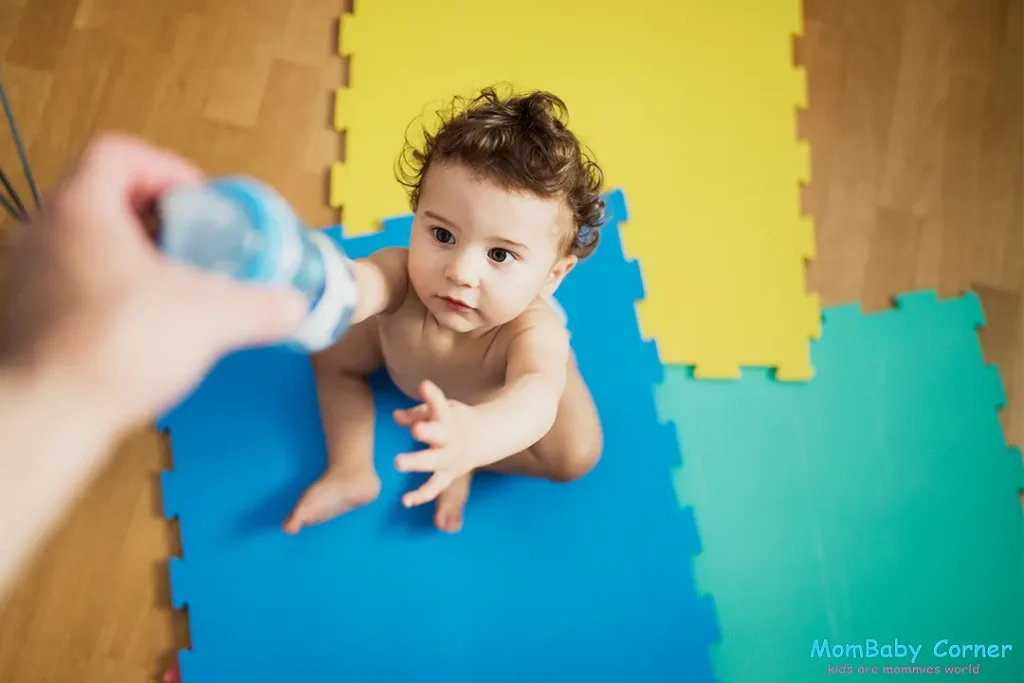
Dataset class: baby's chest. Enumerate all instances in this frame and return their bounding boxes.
[378,318,505,403]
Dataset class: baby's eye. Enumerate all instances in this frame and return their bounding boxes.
[432,227,454,244]
[488,248,515,263]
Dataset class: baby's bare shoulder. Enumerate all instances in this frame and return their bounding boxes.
[497,301,571,369]
[364,245,408,273]
[504,299,568,336]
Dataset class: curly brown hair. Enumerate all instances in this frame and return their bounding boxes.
[395,86,606,259]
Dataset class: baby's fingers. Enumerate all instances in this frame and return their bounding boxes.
[393,404,430,427]
[402,472,451,508]
[419,380,452,421]
[411,419,448,447]
[395,449,442,474]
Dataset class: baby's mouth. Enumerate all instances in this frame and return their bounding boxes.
[441,296,473,312]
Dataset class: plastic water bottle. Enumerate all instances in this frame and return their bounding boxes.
[157,175,359,352]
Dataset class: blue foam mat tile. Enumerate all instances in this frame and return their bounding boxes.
[160,470,182,525]
[621,255,645,305]
[603,187,629,224]
[696,593,723,648]
[168,557,187,610]
[642,338,665,383]
[177,651,198,683]
[159,190,718,683]
[673,505,704,558]
[656,419,683,470]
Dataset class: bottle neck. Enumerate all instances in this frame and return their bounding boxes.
[286,231,358,352]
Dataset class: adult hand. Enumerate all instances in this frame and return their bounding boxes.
[0,133,307,437]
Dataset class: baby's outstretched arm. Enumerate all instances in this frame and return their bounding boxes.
[392,309,573,507]
[475,312,572,459]
[347,246,410,324]
[394,309,600,508]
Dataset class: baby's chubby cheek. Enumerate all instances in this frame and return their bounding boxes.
[406,259,435,299]
[484,288,537,322]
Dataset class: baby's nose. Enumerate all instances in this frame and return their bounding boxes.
[445,254,479,286]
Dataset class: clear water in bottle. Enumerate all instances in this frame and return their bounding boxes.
[157,176,358,352]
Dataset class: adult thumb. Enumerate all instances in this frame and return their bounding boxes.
[195,276,309,351]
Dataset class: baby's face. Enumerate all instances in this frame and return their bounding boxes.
[407,161,576,333]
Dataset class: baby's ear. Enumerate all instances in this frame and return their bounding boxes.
[542,254,577,296]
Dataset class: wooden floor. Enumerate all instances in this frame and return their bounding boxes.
[0,0,1020,680]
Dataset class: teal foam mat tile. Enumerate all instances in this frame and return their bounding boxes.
[657,290,1024,683]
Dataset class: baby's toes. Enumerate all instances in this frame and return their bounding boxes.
[434,475,471,533]
[435,505,463,533]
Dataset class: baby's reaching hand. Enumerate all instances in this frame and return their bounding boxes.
[393,379,485,508]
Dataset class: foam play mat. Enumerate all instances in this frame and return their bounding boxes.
[331,0,818,379]
[657,291,1024,682]
[159,190,720,682]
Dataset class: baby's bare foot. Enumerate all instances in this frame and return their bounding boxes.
[283,468,380,534]
[434,473,472,533]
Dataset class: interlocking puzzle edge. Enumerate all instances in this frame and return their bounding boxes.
[330,8,356,212]
[611,180,724,660]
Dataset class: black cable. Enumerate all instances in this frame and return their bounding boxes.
[0,187,22,222]
[0,73,40,210]
[0,167,26,220]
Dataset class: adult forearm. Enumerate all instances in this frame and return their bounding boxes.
[0,368,115,600]
[474,373,561,464]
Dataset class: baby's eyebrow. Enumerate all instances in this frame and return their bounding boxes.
[423,210,455,228]
[496,237,529,252]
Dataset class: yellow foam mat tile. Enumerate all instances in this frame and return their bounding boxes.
[333,0,817,379]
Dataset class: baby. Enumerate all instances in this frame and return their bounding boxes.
[283,87,606,534]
